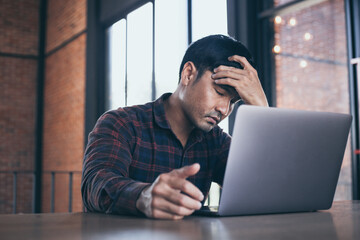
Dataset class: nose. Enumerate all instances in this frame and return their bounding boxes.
[215,99,230,117]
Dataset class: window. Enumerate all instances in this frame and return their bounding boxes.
[127,3,154,106]
[155,0,188,98]
[265,0,352,200]
[106,1,187,110]
[106,19,126,108]
[191,0,228,207]
[106,0,228,206]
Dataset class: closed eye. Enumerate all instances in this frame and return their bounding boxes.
[215,89,225,96]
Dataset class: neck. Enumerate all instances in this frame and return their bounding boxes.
[164,92,194,147]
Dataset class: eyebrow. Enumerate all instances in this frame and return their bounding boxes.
[218,84,239,99]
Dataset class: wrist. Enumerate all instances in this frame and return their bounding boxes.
[136,177,159,217]
[136,185,153,217]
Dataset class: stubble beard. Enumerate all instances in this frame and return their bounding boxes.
[185,108,216,133]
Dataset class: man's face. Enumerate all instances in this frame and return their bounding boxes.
[180,69,240,132]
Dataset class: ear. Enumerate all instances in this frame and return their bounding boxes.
[180,61,197,86]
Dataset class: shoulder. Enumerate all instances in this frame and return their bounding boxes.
[93,101,154,137]
[100,102,153,126]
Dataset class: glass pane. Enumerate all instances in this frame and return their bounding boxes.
[191,0,228,42]
[272,0,351,200]
[106,19,127,110]
[155,0,188,98]
[192,0,228,206]
[127,2,153,106]
[192,0,229,133]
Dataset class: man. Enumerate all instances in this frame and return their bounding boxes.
[81,34,268,219]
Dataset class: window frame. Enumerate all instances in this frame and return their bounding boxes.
[248,0,360,200]
[86,0,360,200]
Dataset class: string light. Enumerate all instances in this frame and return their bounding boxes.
[304,32,313,41]
[289,17,297,26]
[300,60,308,68]
[273,45,281,54]
[274,16,282,24]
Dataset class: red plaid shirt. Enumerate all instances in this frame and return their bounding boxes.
[81,93,231,215]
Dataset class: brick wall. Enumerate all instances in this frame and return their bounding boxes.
[0,0,39,213]
[42,0,86,212]
[273,0,351,200]
[0,0,86,213]
[0,0,39,55]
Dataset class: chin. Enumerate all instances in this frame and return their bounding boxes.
[196,122,215,132]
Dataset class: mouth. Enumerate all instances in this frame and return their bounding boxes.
[206,116,220,125]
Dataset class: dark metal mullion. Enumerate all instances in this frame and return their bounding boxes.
[51,172,55,213]
[258,0,304,18]
[34,0,47,213]
[69,172,73,212]
[253,1,276,108]
[85,0,106,148]
[258,0,327,19]
[345,0,360,200]
[85,0,98,148]
[13,172,17,214]
[0,52,37,59]
[226,0,240,136]
[152,0,156,100]
[104,25,111,111]
[32,173,36,213]
[125,16,128,107]
[98,26,107,121]
[100,0,151,28]
[187,0,192,45]
[263,17,276,107]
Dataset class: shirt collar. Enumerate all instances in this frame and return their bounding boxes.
[153,92,204,142]
[153,93,172,130]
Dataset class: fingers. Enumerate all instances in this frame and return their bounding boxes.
[152,196,196,216]
[211,55,268,107]
[151,186,201,219]
[213,64,246,74]
[154,175,203,207]
[152,209,183,220]
[212,68,249,82]
[168,164,203,201]
[149,164,204,219]
[169,178,204,201]
[171,163,200,178]
[165,186,202,210]
[228,55,254,70]
[213,77,243,89]
[212,65,255,93]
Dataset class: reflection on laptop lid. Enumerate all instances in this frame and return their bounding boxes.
[196,105,352,217]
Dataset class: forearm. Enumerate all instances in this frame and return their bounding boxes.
[82,169,150,215]
[81,111,151,215]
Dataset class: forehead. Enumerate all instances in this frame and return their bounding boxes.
[198,70,239,98]
[217,84,239,99]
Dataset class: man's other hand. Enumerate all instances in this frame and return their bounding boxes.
[211,55,269,107]
[136,163,204,220]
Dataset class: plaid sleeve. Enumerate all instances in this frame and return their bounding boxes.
[81,110,151,215]
[212,129,231,186]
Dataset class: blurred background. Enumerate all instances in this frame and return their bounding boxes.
[0,0,359,214]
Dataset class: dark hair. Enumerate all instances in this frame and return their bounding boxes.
[178,34,255,82]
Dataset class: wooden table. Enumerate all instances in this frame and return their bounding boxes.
[0,201,359,240]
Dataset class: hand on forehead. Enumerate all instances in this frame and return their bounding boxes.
[211,55,253,101]
[211,55,268,107]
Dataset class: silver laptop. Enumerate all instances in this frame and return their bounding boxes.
[196,105,352,217]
